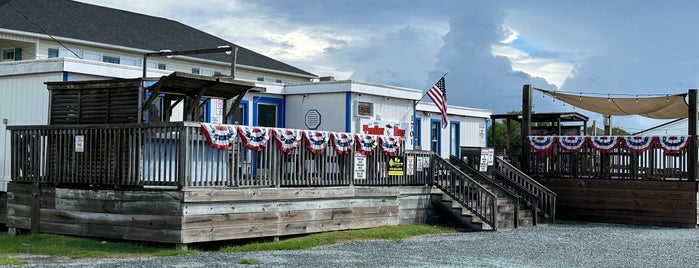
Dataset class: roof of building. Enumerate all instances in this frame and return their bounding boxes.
[490,112,589,123]
[0,0,316,78]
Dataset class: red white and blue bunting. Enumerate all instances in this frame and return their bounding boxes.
[589,136,619,152]
[273,128,302,153]
[557,136,586,152]
[200,123,237,150]
[331,132,354,155]
[658,135,690,153]
[380,136,401,156]
[356,134,379,156]
[528,136,555,152]
[237,126,271,151]
[622,136,654,152]
[303,130,330,154]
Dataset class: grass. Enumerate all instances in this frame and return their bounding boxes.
[221,224,455,252]
[0,225,454,265]
[0,233,193,265]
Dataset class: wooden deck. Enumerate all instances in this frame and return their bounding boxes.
[538,178,698,227]
[5,183,441,244]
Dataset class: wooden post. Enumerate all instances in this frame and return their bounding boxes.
[521,85,532,174]
[688,89,697,181]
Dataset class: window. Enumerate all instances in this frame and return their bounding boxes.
[430,120,441,154]
[58,48,80,58]
[102,55,120,64]
[450,121,460,158]
[229,101,248,125]
[199,68,215,76]
[213,71,221,76]
[258,103,278,127]
[414,117,422,148]
[191,68,200,74]
[275,79,282,84]
[256,77,264,81]
[147,61,167,70]
[2,48,15,61]
[83,51,102,62]
[48,48,59,58]
[120,56,139,66]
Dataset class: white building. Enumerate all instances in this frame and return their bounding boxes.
[0,0,491,190]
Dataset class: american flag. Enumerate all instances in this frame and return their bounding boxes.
[427,77,448,128]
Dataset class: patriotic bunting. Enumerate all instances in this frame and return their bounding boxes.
[557,136,587,152]
[200,123,237,150]
[380,136,401,156]
[331,132,354,155]
[356,134,379,156]
[528,136,556,152]
[622,136,654,152]
[237,126,271,151]
[303,130,330,154]
[589,136,619,152]
[658,135,690,153]
[273,128,302,153]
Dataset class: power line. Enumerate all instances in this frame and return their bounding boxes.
[7,1,81,59]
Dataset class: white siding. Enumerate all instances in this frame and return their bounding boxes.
[285,93,347,131]
[0,72,62,188]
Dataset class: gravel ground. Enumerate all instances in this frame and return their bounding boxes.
[6,223,699,268]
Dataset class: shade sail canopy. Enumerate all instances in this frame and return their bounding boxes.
[539,90,688,119]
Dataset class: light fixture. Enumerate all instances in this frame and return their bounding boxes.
[217,45,232,55]
[579,93,582,100]
[635,95,639,103]
[666,95,670,102]
[607,94,611,102]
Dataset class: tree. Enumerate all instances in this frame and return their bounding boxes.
[487,110,522,153]
[611,127,630,135]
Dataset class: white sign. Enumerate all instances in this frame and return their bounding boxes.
[75,135,85,153]
[487,148,495,166]
[353,152,367,180]
[479,148,489,172]
[416,156,429,172]
[406,156,415,176]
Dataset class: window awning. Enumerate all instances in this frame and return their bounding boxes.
[539,89,688,119]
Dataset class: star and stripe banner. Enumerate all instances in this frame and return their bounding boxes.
[528,136,556,152]
[200,123,237,150]
[622,136,654,153]
[658,135,690,153]
[237,126,271,151]
[331,132,354,155]
[303,130,330,154]
[273,128,302,153]
[380,136,401,156]
[589,136,619,152]
[528,135,693,154]
[356,134,379,156]
[557,136,587,152]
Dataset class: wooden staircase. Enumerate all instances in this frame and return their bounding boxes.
[430,155,556,231]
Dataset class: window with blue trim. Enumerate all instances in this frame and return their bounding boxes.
[414,117,422,148]
[229,101,248,125]
[102,55,120,64]
[192,68,200,74]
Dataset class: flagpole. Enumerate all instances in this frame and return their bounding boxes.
[413,71,449,149]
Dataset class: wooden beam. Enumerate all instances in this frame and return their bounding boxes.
[521,85,532,174]
[688,89,697,181]
[225,89,250,120]
[185,82,214,120]
[141,82,163,115]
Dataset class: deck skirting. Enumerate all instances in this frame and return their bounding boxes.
[4,183,442,244]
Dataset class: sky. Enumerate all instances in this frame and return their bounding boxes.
[78,0,699,133]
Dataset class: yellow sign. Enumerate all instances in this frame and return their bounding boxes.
[388,156,404,176]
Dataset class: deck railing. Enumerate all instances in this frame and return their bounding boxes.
[526,136,692,181]
[495,156,556,222]
[9,122,434,189]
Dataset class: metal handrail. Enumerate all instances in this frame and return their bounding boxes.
[495,156,556,223]
[433,156,498,229]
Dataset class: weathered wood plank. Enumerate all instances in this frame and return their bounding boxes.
[40,222,181,244]
[54,198,181,215]
[182,187,399,203]
[183,198,398,216]
[55,189,182,202]
[182,216,400,243]
[40,208,182,229]
[0,192,6,224]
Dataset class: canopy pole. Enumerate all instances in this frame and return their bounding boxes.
[521,85,532,174]
[688,89,697,181]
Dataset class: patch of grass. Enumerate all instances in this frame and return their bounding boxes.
[0,255,28,266]
[0,233,194,259]
[239,257,260,265]
[221,224,454,252]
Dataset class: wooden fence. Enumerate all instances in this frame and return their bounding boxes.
[526,136,692,180]
[8,122,433,189]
